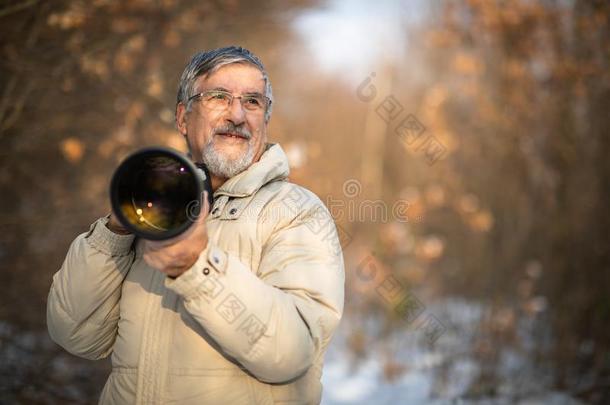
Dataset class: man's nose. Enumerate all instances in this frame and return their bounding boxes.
[226,97,246,125]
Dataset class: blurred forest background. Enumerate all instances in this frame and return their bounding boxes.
[0,0,608,403]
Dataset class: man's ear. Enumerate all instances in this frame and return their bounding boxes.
[176,103,188,136]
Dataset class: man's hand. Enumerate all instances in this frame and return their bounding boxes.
[143,192,210,278]
[107,213,132,235]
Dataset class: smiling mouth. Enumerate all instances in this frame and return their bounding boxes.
[217,132,248,140]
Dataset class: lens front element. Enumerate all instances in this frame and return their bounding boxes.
[110,148,203,240]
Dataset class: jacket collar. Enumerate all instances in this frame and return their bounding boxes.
[213,142,290,198]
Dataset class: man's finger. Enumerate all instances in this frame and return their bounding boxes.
[145,239,173,251]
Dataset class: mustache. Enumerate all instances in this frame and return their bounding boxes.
[213,124,251,139]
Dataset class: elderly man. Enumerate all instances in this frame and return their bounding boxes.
[47,46,345,404]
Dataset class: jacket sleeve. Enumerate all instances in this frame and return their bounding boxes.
[46,215,136,360]
[165,189,345,383]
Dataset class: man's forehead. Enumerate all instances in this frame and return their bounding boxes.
[196,63,265,93]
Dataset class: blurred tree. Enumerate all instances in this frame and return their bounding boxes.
[410,0,610,401]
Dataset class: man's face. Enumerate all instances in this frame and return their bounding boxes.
[176,63,269,179]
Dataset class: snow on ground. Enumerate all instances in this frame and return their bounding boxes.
[321,298,586,405]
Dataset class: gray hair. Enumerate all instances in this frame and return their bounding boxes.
[176,46,273,123]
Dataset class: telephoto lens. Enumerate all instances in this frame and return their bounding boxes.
[110,147,214,240]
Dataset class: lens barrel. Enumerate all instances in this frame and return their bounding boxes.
[110,147,213,240]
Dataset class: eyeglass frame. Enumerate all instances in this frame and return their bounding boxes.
[187,88,272,114]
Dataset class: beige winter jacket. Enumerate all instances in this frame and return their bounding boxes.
[46,143,345,404]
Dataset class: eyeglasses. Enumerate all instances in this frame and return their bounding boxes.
[188,90,270,114]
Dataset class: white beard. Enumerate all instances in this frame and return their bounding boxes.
[201,136,256,179]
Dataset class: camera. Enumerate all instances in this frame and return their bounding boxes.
[110,147,213,240]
